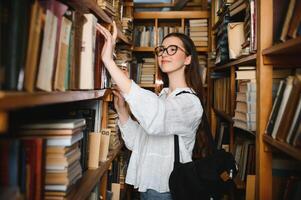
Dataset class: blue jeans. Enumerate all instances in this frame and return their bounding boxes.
[140,189,173,200]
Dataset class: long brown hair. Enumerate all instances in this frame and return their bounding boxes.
[158,32,215,159]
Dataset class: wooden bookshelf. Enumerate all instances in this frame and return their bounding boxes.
[133,46,209,52]
[196,47,209,52]
[262,36,301,56]
[0,89,111,111]
[66,144,123,200]
[133,47,154,52]
[262,37,301,65]
[210,54,257,71]
[64,0,131,45]
[263,135,301,161]
[134,10,209,19]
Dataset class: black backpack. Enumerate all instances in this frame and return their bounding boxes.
[169,91,238,200]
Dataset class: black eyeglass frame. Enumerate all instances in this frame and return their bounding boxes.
[154,45,189,57]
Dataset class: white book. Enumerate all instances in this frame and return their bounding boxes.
[46,132,83,146]
[36,10,58,92]
[21,118,86,129]
[45,185,67,191]
[80,14,97,89]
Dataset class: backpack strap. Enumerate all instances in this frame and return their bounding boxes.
[173,90,216,165]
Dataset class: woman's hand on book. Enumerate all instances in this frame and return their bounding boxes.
[99,21,117,66]
[112,86,129,122]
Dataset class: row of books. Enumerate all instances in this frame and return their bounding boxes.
[212,75,231,114]
[265,74,301,149]
[273,0,301,43]
[213,0,257,64]
[1,0,111,92]
[233,67,256,132]
[234,138,255,182]
[131,57,156,85]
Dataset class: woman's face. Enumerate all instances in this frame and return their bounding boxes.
[157,36,191,74]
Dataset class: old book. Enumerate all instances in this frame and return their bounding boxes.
[88,132,101,169]
[287,0,301,38]
[273,0,291,42]
[36,10,58,91]
[286,95,301,144]
[18,127,84,136]
[21,138,45,200]
[99,129,111,162]
[236,70,256,80]
[94,25,105,89]
[227,22,245,59]
[24,1,44,92]
[21,119,86,130]
[280,0,296,41]
[276,75,301,142]
[265,80,286,135]
[271,76,294,139]
[53,16,72,91]
[69,11,86,90]
[79,14,97,89]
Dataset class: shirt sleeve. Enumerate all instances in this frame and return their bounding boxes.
[122,81,203,136]
[118,116,146,150]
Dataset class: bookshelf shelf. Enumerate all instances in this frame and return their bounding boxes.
[213,108,233,123]
[65,0,112,23]
[66,144,123,200]
[0,89,110,111]
[262,37,301,66]
[196,47,209,52]
[134,11,209,19]
[263,135,301,161]
[133,47,154,52]
[210,54,257,71]
[262,36,301,56]
[64,0,131,45]
[234,127,256,137]
[133,46,209,53]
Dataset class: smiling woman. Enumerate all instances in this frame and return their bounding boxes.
[97,21,211,199]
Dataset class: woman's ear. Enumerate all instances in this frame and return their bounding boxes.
[184,55,192,65]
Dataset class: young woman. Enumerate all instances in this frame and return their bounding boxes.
[99,22,205,200]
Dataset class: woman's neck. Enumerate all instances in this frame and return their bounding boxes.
[168,72,188,93]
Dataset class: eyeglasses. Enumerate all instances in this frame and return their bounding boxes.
[154,45,188,57]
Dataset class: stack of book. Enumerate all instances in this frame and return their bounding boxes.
[121,17,133,42]
[215,12,230,64]
[233,67,256,131]
[108,109,121,150]
[139,58,156,85]
[133,26,155,47]
[17,119,86,199]
[265,75,301,148]
[97,0,115,16]
[188,19,208,47]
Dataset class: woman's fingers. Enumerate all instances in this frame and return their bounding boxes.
[112,21,117,41]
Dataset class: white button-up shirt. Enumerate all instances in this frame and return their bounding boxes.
[118,81,203,192]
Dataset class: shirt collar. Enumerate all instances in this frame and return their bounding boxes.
[159,87,194,98]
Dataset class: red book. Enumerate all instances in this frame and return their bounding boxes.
[21,139,45,200]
